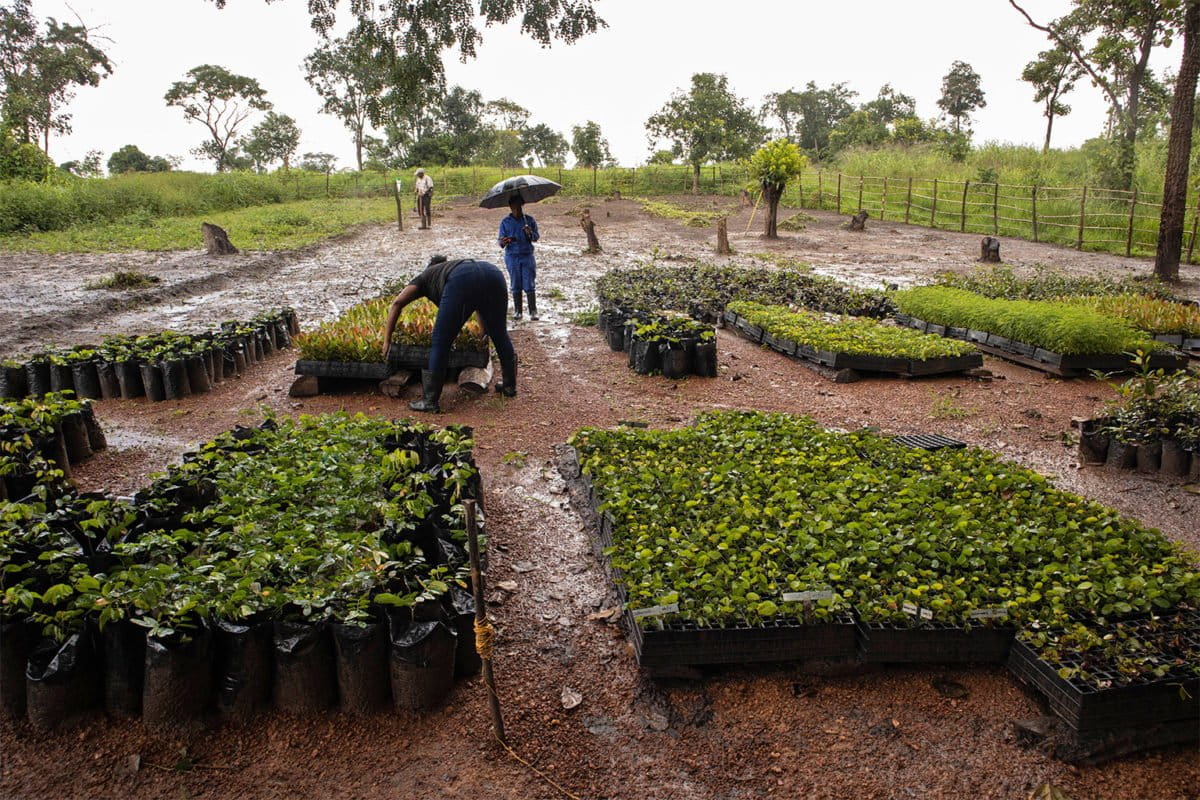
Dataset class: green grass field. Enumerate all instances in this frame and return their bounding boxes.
[0,197,396,253]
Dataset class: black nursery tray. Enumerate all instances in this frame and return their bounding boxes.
[902,317,1189,376]
[726,311,981,378]
[857,619,1015,664]
[1006,616,1200,735]
[295,347,489,379]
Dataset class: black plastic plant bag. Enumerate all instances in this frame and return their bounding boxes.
[103,620,145,717]
[25,360,51,398]
[70,362,102,400]
[142,623,212,732]
[160,359,191,400]
[25,631,100,730]
[444,587,482,677]
[116,360,144,398]
[659,343,690,380]
[95,361,121,399]
[139,363,165,402]
[333,622,389,714]
[214,618,273,719]
[1,619,30,717]
[186,356,211,394]
[272,619,336,713]
[693,341,718,377]
[0,364,28,399]
[388,615,456,711]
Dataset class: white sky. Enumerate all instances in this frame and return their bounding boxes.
[30,0,1178,171]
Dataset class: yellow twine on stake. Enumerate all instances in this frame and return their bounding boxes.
[473,619,581,800]
[474,619,496,659]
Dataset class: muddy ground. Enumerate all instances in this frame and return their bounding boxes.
[1,198,1198,800]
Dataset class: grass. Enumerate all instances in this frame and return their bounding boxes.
[544,287,566,301]
[749,252,811,271]
[0,197,395,253]
[636,198,734,228]
[930,392,974,420]
[84,270,161,290]
[570,307,599,326]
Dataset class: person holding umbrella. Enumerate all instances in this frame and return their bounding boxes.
[480,175,560,321]
[382,255,518,413]
[498,196,540,320]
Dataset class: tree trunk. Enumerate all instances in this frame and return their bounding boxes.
[355,129,363,172]
[580,209,601,254]
[716,218,732,254]
[1043,112,1054,154]
[763,185,781,238]
[692,163,700,195]
[1155,2,1200,282]
[202,222,239,255]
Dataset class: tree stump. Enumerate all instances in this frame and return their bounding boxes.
[716,218,732,255]
[202,222,239,255]
[740,188,751,207]
[379,370,415,399]
[979,236,1001,262]
[848,211,869,231]
[612,189,622,200]
[581,209,602,254]
[289,375,319,397]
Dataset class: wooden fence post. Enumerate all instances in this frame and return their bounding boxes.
[592,165,597,195]
[960,180,969,233]
[992,183,999,235]
[1126,189,1138,257]
[471,167,476,196]
[1032,186,1039,242]
[905,177,913,224]
[1077,186,1087,250]
[817,172,823,211]
[797,170,804,208]
[393,179,403,232]
[931,178,939,227]
[881,177,888,221]
[857,175,864,212]
[836,173,842,214]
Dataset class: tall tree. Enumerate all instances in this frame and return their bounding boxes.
[165,65,271,171]
[646,73,765,193]
[791,82,857,159]
[571,120,611,169]
[862,83,916,124]
[936,61,986,134]
[1009,0,1180,190]
[107,144,172,174]
[0,1,111,155]
[304,28,391,171]
[762,89,803,142]
[1022,47,1084,152]
[242,111,301,172]
[1155,1,1200,282]
[748,139,807,238]
[522,123,568,166]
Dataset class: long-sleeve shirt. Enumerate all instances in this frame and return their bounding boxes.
[498,213,539,258]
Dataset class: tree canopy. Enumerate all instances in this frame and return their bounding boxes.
[571,120,612,169]
[647,72,765,193]
[165,64,271,171]
[936,61,986,134]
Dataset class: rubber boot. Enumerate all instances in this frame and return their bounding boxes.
[527,291,539,321]
[512,291,523,321]
[409,369,443,413]
[495,356,517,397]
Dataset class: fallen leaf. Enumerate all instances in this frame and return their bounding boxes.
[561,686,582,710]
[497,580,519,592]
[931,676,969,699]
[1182,484,1200,495]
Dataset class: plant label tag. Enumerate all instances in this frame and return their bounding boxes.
[919,608,934,620]
[783,591,834,603]
[902,602,920,616]
[968,607,1008,620]
[631,602,679,619]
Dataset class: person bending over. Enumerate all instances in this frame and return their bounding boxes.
[383,255,517,413]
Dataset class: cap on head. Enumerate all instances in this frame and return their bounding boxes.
[416,169,425,176]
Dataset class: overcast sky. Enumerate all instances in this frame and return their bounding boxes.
[31,0,1180,172]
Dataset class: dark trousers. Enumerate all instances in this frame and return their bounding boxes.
[429,260,515,378]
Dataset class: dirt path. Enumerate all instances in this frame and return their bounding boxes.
[2,200,1199,800]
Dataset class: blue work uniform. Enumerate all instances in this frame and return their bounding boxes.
[498,212,539,292]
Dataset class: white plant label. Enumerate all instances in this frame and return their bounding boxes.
[968,607,1008,620]
[783,590,834,603]
[631,602,679,619]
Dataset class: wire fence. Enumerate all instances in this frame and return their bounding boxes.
[319,164,1199,262]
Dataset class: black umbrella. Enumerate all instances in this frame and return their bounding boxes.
[478,174,562,209]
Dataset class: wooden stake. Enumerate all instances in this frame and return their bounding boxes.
[744,189,764,234]
[857,175,864,212]
[905,177,913,224]
[960,180,969,233]
[465,499,506,746]
[1126,189,1138,257]
[881,177,888,221]
[1031,186,1039,242]
[393,179,403,231]
[992,182,999,235]
[817,172,823,211]
[1077,186,1087,250]
[836,173,842,214]
[931,178,938,227]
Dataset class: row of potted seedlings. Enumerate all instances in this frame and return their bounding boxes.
[1,414,485,731]
[597,309,718,379]
[1078,368,1200,479]
[1,393,107,499]
[563,412,1200,741]
[894,287,1188,375]
[294,296,489,382]
[0,308,299,403]
[725,300,982,377]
